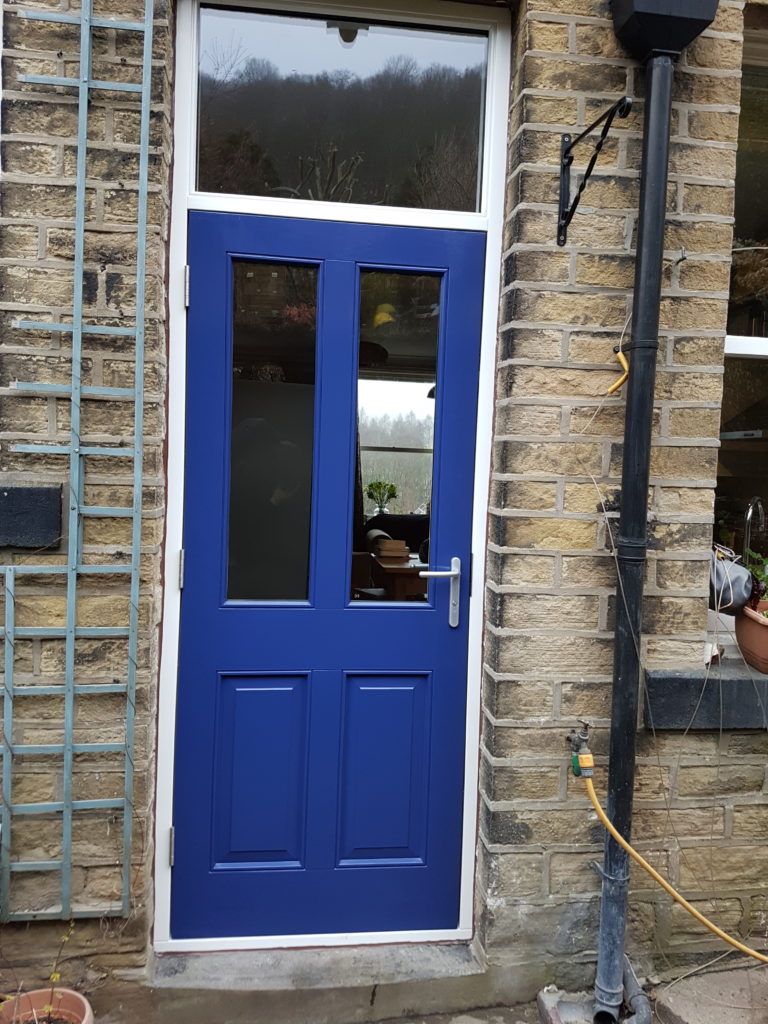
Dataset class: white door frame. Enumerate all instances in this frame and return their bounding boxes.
[154,0,511,952]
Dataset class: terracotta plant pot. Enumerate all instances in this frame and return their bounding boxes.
[0,989,93,1024]
[736,600,768,674]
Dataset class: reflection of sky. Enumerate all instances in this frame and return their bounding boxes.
[359,380,435,420]
[200,6,487,80]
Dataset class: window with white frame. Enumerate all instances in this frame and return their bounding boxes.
[715,12,768,563]
[195,5,489,211]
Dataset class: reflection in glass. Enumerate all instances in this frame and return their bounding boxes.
[350,271,441,602]
[197,6,488,211]
[715,357,768,559]
[228,261,317,600]
[729,65,768,336]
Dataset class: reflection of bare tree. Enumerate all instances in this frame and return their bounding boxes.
[272,146,366,203]
[406,131,479,212]
[205,35,248,84]
[197,45,485,210]
[198,130,279,197]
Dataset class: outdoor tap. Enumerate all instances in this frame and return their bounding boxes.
[744,496,765,569]
[567,721,593,778]
[567,719,591,755]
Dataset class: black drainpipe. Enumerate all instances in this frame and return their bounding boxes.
[594,4,719,1022]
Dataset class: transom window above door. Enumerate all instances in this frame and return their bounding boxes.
[196,5,489,211]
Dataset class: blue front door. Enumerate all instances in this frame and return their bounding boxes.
[171,212,486,938]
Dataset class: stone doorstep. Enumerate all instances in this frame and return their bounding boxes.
[91,947,557,1024]
[148,942,485,991]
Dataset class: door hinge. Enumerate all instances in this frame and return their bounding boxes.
[184,265,190,308]
[179,548,185,589]
[169,825,175,867]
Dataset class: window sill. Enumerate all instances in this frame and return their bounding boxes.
[645,663,768,730]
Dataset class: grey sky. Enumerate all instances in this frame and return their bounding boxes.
[200,6,487,80]
[359,380,435,420]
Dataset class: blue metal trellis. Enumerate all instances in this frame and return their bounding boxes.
[1,0,154,920]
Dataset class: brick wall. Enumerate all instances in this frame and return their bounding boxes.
[0,0,172,977]
[478,0,768,987]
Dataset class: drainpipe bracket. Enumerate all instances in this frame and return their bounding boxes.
[590,859,630,884]
[617,538,647,563]
[624,338,659,352]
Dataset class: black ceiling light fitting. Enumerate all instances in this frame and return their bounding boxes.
[326,19,370,46]
[611,0,720,62]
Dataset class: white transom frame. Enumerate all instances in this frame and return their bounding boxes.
[155,0,511,951]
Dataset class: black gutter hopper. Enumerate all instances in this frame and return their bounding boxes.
[612,0,719,63]
[595,3,718,1023]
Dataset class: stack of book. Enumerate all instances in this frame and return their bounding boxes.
[373,537,410,561]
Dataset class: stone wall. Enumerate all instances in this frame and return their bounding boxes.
[0,0,172,979]
[1,0,767,1004]
[479,0,767,988]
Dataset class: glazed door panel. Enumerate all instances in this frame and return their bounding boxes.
[171,212,485,938]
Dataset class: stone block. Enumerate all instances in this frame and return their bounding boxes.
[483,677,555,719]
[669,336,725,367]
[498,480,558,511]
[500,439,602,475]
[495,402,562,436]
[683,183,734,217]
[504,364,622,400]
[522,94,579,126]
[523,55,627,95]
[575,254,634,289]
[677,766,765,798]
[488,633,614,677]
[677,259,732,293]
[685,35,742,71]
[497,593,600,630]
[2,140,59,175]
[642,595,709,633]
[487,551,558,587]
[732,806,768,838]
[574,23,627,58]
[654,486,714,515]
[666,408,722,440]
[560,680,611,719]
[498,325,563,360]
[667,899,743,944]
[497,515,597,550]
[485,764,561,801]
[654,559,709,591]
[549,853,602,895]
[561,555,616,587]
[527,20,570,53]
[486,850,545,898]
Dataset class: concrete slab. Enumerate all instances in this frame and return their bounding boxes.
[378,1005,540,1024]
[91,982,542,1024]
[654,965,768,1024]
[536,988,594,1024]
[91,959,551,1024]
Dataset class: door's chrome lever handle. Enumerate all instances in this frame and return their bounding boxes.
[419,557,461,628]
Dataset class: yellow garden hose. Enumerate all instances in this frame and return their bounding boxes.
[576,750,768,965]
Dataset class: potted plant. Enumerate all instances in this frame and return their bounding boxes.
[365,480,397,515]
[0,922,93,1024]
[0,989,93,1024]
[735,549,768,673]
